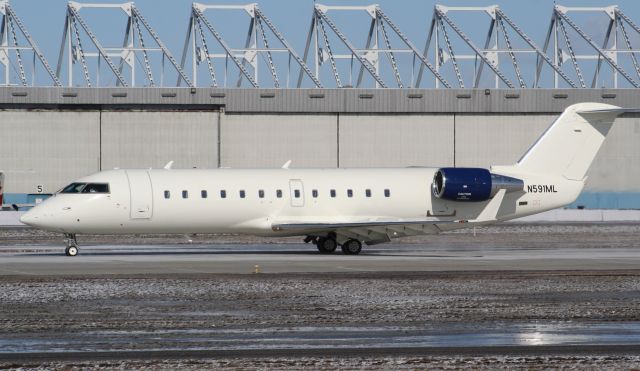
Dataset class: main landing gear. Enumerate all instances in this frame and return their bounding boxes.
[316,236,338,254]
[341,239,362,255]
[305,234,363,255]
[64,233,78,257]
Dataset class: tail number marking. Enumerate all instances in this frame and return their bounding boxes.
[527,185,558,193]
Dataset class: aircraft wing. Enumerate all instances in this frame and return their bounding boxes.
[272,218,448,245]
[271,189,506,244]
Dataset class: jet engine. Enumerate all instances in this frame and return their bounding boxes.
[431,167,524,202]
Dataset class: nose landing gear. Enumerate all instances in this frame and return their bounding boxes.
[64,234,78,257]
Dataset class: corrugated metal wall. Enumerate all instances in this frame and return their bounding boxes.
[101,111,219,171]
[454,114,554,168]
[220,113,337,168]
[1,87,640,208]
[338,114,454,168]
[0,111,100,193]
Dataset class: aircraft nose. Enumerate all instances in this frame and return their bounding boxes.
[20,209,41,227]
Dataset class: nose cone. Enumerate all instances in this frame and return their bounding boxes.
[20,209,40,227]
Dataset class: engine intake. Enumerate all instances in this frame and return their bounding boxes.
[432,167,524,202]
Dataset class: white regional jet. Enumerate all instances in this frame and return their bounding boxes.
[20,103,633,256]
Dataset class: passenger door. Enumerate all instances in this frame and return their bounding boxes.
[289,179,305,207]
[126,170,153,219]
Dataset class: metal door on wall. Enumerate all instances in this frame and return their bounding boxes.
[289,179,305,207]
[127,170,153,219]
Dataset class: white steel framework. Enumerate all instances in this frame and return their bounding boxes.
[1,2,640,88]
[542,5,640,88]
[180,3,321,88]
[420,5,578,89]
[300,4,450,88]
[0,0,61,86]
[56,1,192,87]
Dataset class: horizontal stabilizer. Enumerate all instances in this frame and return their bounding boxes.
[577,108,640,114]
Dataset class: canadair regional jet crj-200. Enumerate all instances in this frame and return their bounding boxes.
[20,103,635,256]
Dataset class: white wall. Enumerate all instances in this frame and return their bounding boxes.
[0,110,100,193]
[338,114,454,167]
[2,110,639,197]
[101,111,218,170]
[220,113,337,168]
[454,114,554,168]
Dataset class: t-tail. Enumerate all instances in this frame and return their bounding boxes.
[515,102,626,180]
[419,103,632,224]
[491,102,632,213]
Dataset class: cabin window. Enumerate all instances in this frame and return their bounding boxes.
[240,190,246,198]
[258,190,265,198]
[312,189,318,198]
[384,189,391,197]
[164,190,170,199]
[276,189,283,198]
[60,183,87,193]
[182,190,188,199]
[365,189,372,197]
[294,189,301,198]
[201,190,208,198]
[347,189,353,198]
[330,189,336,198]
[220,190,227,198]
[81,183,110,194]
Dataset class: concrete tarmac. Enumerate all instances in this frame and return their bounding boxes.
[1,244,640,275]
[2,224,640,368]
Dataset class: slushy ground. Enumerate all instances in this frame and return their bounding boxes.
[1,224,640,369]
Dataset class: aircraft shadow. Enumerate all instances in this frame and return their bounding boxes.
[23,249,469,258]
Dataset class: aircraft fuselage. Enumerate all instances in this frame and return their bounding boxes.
[22,167,581,236]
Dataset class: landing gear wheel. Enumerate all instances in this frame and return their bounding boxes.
[341,239,362,255]
[64,233,79,257]
[316,237,337,254]
[65,245,78,257]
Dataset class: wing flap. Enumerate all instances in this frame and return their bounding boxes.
[272,218,447,231]
[272,189,509,243]
[272,218,449,243]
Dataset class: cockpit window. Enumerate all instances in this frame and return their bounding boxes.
[82,183,110,194]
[60,182,109,194]
[60,183,87,193]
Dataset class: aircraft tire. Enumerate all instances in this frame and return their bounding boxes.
[316,237,337,254]
[341,239,362,255]
[65,246,78,257]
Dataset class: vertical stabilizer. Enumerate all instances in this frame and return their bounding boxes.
[516,103,623,180]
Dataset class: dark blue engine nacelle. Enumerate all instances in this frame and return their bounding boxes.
[432,167,524,202]
[431,167,492,202]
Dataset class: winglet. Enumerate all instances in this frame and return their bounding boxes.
[281,160,292,169]
[471,189,506,223]
[164,161,174,170]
